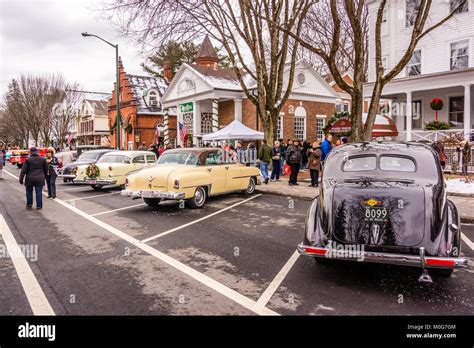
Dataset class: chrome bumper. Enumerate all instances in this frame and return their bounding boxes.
[59,174,76,179]
[121,189,185,200]
[297,243,468,269]
[74,178,117,185]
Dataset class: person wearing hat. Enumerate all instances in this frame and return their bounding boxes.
[307,141,322,187]
[19,147,48,210]
[45,147,59,198]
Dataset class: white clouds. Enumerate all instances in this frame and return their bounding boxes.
[0,0,145,96]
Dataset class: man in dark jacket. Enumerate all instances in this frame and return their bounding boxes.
[19,147,48,210]
[286,139,302,185]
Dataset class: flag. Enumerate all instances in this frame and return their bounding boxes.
[178,122,187,143]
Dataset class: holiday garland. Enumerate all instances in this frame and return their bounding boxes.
[86,164,100,178]
[323,111,352,137]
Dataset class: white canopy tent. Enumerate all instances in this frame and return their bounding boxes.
[202,120,264,141]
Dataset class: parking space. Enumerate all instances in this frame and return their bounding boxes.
[2,168,473,316]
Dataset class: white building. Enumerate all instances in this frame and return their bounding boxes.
[76,97,111,146]
[363,0,474,141]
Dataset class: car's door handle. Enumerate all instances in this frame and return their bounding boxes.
[225,166,229,170]
[207,168,212,172]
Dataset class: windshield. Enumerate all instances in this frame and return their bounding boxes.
[77,152,99,161]
[97,155,130,164]
[156,152,199,165]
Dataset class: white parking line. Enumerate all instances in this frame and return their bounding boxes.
[64,192,120,202]
[91,203,147,217]
[4,169,277,315]
[255,250,300,309]
[141,194,262,243]
[0,214,55,315]
[461,233,474,250]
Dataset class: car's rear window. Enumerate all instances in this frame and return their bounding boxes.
[380,155,416,172]
[342,156,376,172]
[98,155,130,164]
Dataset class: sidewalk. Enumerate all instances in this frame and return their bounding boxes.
[256,173,474,223]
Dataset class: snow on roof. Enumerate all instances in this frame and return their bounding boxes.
[126,74,177,115]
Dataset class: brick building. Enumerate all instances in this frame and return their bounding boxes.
[108,59,177,150]
[161,36,338,146]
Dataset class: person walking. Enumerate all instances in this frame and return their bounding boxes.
[432,140,447,170]
[0,148,4,180]
[279,139,287,176]
[286,139,302,186]
[258,139,272,184]
[307,141,321,187]
[138,142,148,151]
[270,141,282,182]
[321,134,333,166]
[19,147,48,210]
[461,140,472,182]
[302,140,310,169]
[45,147,59,199]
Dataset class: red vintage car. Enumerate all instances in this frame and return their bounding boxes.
[10,148,48,168]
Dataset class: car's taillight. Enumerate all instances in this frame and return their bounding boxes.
[125,178,128,187]
[304,246,327,255]
[174,179,180,189]
[108,166,112,171]
[425,258,455,267]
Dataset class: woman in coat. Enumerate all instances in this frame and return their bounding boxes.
[270,141,282,182]
[307,141,322,187]
[45,147,59,199]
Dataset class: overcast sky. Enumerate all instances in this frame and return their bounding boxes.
[0,0,145,97]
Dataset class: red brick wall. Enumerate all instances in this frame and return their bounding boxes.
[218,100,234,127]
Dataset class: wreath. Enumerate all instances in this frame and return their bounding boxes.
[86,164,100,178]
[430,98,444,111]
[323,111,352,137]
[124,123,133,134]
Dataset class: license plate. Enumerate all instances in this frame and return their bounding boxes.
[88,179,97,185]
[141,190,155,198]
[365,206,388,222]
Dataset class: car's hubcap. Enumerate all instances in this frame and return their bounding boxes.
[195,188,205,205]
[247,179,255,193]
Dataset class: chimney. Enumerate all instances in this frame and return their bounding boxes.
[163,61,173,83]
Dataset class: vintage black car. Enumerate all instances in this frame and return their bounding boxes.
[59,149,114,182]
[298,142,468,282]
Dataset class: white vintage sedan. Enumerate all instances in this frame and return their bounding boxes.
[74,151,156,189]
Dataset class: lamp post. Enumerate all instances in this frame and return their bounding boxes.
[81,32,121,150]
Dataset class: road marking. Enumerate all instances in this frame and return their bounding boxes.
[461,233,474,251]
[0,214,55,315]
[141,194,262,243]
[3,171,277,315]
[64,192,120,202]
[91,203,147,217]
[255,250,300,309]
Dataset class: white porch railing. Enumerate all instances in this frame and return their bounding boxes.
[396,129,469,142]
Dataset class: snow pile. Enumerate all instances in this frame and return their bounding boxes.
[445,178,474,195]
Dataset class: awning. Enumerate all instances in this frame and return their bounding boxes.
[202,120,264,141]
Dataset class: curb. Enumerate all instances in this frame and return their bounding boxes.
[461,216,474,224]
[447,192,474,198]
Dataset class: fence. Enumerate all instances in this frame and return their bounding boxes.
[443,147,473,173]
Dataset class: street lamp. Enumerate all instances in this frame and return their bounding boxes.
[81,32,121,150]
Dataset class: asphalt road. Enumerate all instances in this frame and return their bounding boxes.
[0,165,473,315]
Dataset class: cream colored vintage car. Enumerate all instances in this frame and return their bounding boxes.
[121,148,260,208]
[74,151,157,189]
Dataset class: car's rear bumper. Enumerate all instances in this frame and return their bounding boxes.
[59,174,76,179]
[74,178,117,185]
[121,189,185,200]
[297,244,468,269]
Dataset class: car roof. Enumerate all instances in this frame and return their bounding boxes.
[164,148,221,155]
[80,149,114,154]
[332,141,433,155]
[103,150,156,157]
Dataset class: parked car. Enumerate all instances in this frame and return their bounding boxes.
[59,149,113,183]
[5,150,13,163]
[10,148,48,168]
[121,148,260,208]
[297,142,468,282]
[74,151,156,189]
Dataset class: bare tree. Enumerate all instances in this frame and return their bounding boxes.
[100,0,314,143]
[52,86,83,150]
[280,0,467,141]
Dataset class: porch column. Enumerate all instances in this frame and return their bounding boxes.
[193,100,201,146]
[464,84,471,140]
[234,98,242,122]
[212,98,219,132]
[163,108,170,147]
[406,91,412,141]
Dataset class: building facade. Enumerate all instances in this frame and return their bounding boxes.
[76,98,111,146]
[161,36,338,146]
[364,0,474,141]
[108,59,177,150]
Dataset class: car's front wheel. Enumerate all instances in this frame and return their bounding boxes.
[17,163,22,169]
[91,184,103,190]
[186,186,207,209]
[143,198,161,207]
[244,177,256,195]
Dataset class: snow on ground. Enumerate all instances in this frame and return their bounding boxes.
[445,178,474,195]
